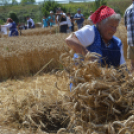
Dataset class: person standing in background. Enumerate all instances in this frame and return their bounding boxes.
[42,16,48,28]
[56,8,68,33]
[70,15,74,32]
[48,11,56,28]
[66,13,72,33]
[27,16,35,29]
[74,8,85,29]
[124,0,134,72]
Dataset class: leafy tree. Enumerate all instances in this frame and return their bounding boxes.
[94,0,107,11]
[20,0,35,5]
[0,19,4,25]
[0,0,9,6]
[12,0,18,5]
[8,11,19,24]
[41,1,67,17]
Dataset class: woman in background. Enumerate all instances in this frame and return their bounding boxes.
[1,18,19,37]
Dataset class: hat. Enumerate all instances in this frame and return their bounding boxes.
[50,11,53,13]
[90,6,115,24]
[77,8,81,12]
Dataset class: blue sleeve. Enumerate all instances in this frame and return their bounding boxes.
[74,14,77,18]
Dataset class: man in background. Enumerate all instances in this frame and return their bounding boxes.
[55,7,68,33]
[74,8,85,29]
[27,16,35,29]
[124,0,134,72]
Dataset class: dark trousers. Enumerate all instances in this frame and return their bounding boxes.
[60,24,68,33]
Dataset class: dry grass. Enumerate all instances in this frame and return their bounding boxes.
[20,26,59,37]
[0,34,69,80]
[0,74,70,134]
[115,18,127,59]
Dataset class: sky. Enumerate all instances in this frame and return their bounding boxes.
[17,0,94,3]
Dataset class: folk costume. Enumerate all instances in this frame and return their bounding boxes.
[1,18,18,37]
[68,6,126,91]
[72,6,125,67]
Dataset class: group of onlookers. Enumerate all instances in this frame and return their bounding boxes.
[0,7,90,36]
[42,7,86,33]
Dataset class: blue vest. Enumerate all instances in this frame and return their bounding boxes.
[9,22,18,37]
[9,22,17,31]
[86,26,121,67]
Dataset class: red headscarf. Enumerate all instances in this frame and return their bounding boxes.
[7,18,13,23]
[90,6,115,24]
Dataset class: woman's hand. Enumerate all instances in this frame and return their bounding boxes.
[65,33,88,56]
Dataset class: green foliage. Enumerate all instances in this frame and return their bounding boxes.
[0,0,9,6]
[94,0,107,10]
[41,1,67,16]
[8,11,19,24]
[34,10,43,23]
[20,0,35,5]
[12,0,18,5]
[0,19,4,24]
[83,11,90,18]
[111,6,122,15]
[0,0,131,23]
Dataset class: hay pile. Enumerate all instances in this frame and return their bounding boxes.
[0,74,69,134]
[0,34,69,80]
[57,50,134,134]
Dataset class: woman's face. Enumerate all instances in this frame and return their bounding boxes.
[98,19,119,42]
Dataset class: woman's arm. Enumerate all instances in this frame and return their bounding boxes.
[65,33,88,56]
[1,23,12,28]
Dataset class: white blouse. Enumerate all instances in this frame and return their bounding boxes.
[2,23,12,28]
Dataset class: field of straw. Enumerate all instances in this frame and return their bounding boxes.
[0,19,132,134]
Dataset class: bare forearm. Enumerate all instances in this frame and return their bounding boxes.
[74,18,80,20]
[65,38,88,56]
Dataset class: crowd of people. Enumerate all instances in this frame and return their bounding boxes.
[0,7,93,36]
[0,2,134,73]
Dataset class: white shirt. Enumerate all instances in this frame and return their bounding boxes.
[57,13,68,26]
[71,25,126,65]
[27,18,35,28]
[2,23,12,28]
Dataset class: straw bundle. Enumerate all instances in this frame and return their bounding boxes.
[0,74,69,134]
[57,50,134,134]
[0,34,69,80]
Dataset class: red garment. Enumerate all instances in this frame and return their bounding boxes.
[90,6,115,24]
